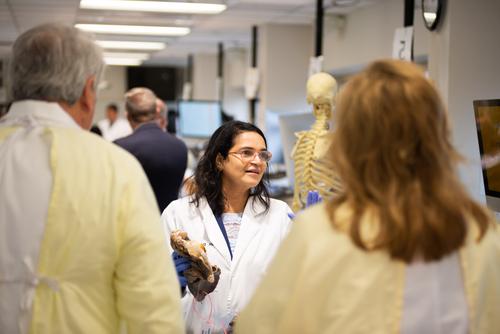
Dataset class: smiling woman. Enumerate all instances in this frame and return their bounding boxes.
[160,120,293,333]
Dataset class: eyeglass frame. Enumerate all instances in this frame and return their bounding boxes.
[227,148,273,163]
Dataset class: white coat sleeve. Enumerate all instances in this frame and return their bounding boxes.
[114,163,185,334]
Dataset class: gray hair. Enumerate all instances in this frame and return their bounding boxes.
[7,23,104,105]
[125,87,157,123]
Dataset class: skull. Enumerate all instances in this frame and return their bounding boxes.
[306,72,338,106]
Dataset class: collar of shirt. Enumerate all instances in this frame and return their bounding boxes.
[134,121,161,133]
[2,100,81,129]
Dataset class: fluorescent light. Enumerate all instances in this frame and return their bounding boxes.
[96,40,166,50]
[104,57,143,66]
[80,0,226,14]
[423,13,437,21]
[76,24,190,36]
[103,52,150,60]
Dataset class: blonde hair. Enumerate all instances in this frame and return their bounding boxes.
[328,59,491,263]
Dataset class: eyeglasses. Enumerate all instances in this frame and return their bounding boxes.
[228,149,273,163]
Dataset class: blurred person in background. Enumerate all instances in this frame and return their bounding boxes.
[115,87,188,212]
[0,23,184,333]
[97,102,132,141]
[237,59,500,334]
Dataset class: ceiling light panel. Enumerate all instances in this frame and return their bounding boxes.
[103,52,150,60]
[76,24,190,36]
[104,57,143,66]
[80,0,226,14]
[96,40,166,50]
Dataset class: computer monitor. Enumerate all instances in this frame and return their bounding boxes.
[177,100,222,138]
[265,110,285,164]
[473,99,500,211]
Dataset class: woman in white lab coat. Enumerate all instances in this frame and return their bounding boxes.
[161,120,292,333]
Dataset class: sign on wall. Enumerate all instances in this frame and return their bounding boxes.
[392,26,414,61]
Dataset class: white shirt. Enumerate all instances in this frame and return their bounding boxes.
[221,212,243,256]
[0,100,79,334]
[97,117,132,142]
[402,252,468,334]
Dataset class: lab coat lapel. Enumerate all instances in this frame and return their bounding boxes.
[200,198,232,265]
[231,197,264,270]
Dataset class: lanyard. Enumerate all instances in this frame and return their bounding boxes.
[215,215,233,260]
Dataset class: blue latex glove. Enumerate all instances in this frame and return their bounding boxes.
[172,251,190,290]
[306,190,322,207]
[287,191,323,221]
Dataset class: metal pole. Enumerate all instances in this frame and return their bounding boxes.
[404,0,414,27]
[217,42,224,102]
[404,0,414,61]
[249,25,258,124]
[315,0,323,57]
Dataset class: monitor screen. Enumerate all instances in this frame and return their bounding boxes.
[473,99,500,197]
[178,100,222,138]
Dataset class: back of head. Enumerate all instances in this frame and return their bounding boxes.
[8,23,104,105]
[329,59,490,262]
[106,103,118,113]
[125,87,157,124]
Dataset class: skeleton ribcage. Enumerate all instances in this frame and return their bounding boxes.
[292,133,342,212]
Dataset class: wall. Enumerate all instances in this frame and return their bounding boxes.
[323,0,429,72]
[189,49,250,121]
[94,65,127,123]
[257,23,314,130]
[192,53,218,100]
[223,47,249,122]
[429,0,500,205]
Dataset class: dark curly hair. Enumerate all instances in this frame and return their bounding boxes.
[190,120,271,216]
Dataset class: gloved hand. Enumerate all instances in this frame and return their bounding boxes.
[306,190,322,207]
[172,251,190,290]
[287,190,323,221]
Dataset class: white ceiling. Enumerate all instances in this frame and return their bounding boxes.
[0,0,381,66]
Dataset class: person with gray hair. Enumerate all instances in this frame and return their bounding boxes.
[0,23,184,333]
[115,87,188,212]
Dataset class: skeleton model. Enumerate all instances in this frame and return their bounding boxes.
[291,72,342,212]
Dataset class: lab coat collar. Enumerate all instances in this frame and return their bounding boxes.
[199,198,233,265]
[2,100,81,129]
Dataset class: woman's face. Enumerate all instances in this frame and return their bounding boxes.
[220,131,268,192]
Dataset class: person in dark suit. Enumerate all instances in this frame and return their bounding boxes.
[115,87,188,212]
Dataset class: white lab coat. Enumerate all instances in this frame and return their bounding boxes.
[97,117,132,142]
[161,195,292,334]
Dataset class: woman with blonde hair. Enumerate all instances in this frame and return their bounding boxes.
[236,59,500,333]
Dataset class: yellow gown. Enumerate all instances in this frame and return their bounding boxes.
[236,203,500,334]
[0,109,185,334]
